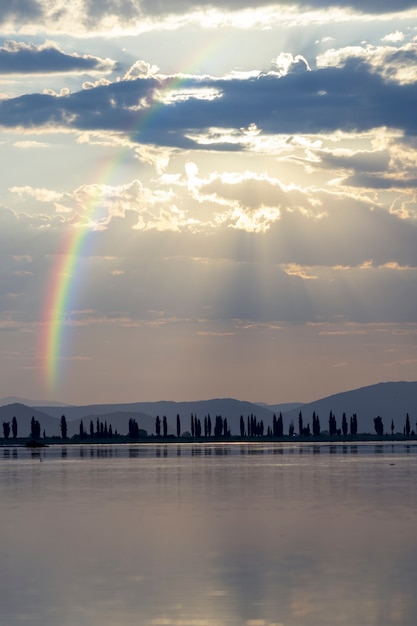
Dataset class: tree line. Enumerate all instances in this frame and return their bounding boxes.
[2,410,416,442]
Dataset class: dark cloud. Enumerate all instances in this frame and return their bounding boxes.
[320,150,391,174]
[0,0,42,25]
[0,61,416,142]
[344,174,417,189]
[0,42,115,75]
[88,0,417,19]
[0,0,414,30]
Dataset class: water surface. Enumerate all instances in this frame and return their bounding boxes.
[1,442,416,625]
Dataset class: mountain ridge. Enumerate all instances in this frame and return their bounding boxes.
[0,381,415,437]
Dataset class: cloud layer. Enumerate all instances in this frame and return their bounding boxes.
[0,0,416,403]
[0,41,116,74]
[1,58,416,146]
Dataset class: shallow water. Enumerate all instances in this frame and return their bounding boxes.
[1,442,416,625]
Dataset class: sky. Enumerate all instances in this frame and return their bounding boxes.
[0,0,416,406]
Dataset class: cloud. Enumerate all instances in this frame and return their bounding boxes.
[382,31,405,43]
[0,0,42,26]
[2,157,416,328]
[0,41,116,75]
[71,0,417,21]
[12,140,49,148]
[317,42,417,84]
[0,59,416,146]
[1,1,416,36]
[271,52,311,76]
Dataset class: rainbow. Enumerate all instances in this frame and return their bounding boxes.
[41,184,108,391]
[41,41,227,392]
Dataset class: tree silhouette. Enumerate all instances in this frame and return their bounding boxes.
[214,415,223,437]
[3,422,10,439]
[391,420,394,436]
[350,414,358,436]
[342,413,348,436]
[312,412,321,437]
[373,416,384,436]
[155,416,161,437]
[298,411,303,436]
[240,415,245,437]
[195,417,202,437]
[90,420,94,437]
[277,413,284,437]
[30,417,41,440]
[128,418,139,438]
[163,416,167,438]
[60,415,67,439]
[176,414,181,438]
[79,420,85,438]
[12,416,17,439]
[405,413,410,437]
[329,411,337,436]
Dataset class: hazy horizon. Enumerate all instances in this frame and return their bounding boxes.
[1,377,416,409]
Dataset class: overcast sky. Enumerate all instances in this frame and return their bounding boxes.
[0,0,416,405]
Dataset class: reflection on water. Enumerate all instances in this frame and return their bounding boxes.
[1,442,417,625]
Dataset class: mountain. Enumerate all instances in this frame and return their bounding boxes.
[69,411,164,438]
[0,396,70,408]
[282,381,417,434]
[2,381,415,437]
[259,402,304,413]
[0,403,62,437]
[38,398,277,435]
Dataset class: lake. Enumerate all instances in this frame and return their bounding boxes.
[1,442,416,625]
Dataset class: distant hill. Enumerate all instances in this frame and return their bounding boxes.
[3,381,415,437]
[69,411,164,438]
[0,403,62,437]
[282,381,417,434]
[37,398,276,424]
[37,398,277,435]
[260,402,304,413]
[0,396,70,408]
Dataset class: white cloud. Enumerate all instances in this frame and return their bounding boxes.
[271,52,311,76]
[317,41,417,84]
[12,140,49,148]
[382,30,405,42]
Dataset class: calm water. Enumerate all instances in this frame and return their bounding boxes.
[1,442,417,625]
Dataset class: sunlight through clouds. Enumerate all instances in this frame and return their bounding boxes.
[0,0,416,403]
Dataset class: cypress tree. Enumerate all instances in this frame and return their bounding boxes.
[342,413,348,436]
[405,414,411,436]
[277,413,284,437]
[60,415,67,439]
[298,411,303,436]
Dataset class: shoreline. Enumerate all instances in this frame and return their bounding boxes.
[2,434,417,447]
